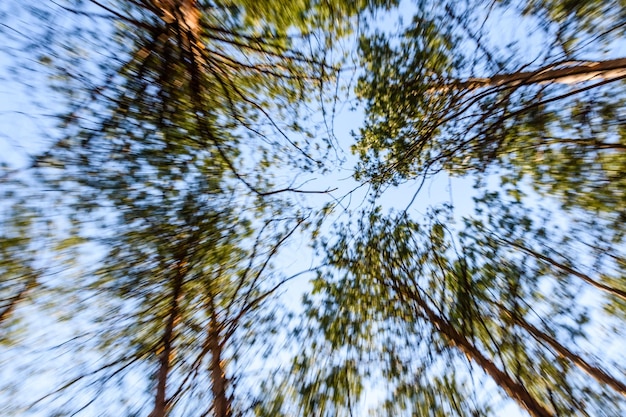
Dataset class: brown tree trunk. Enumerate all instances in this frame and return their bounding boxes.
[500,304,626,397]
[153,0,201,30]
[402,289,554,417]
[206,297,231,417]
[499,237,626,302]
[447,57,626,91]
[153,0,202,54]
[149,259,186,417]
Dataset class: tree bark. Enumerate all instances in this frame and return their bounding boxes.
[399,287,555,417]
[500,304,626,397]
[153,0,201,31]
[149,258,186,417]
[446,57,626,91]
[206,297,231,417]
[498,236,626,302]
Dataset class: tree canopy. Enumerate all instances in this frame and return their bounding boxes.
[1,0,625,416]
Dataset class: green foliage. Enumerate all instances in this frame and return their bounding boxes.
[2,1,626,416]
[298,198,626,415]
[354,12,459,185]
[1,0,375,415]
[354,0,626,213]
[0,194,39,340]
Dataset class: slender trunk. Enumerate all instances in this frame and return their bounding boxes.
[500,304,626,397]
[404,290,554,417]
[149,259,186,417]
[500,237,626,302]
[206,297,231,417]
[446,57,626,91]
[539,137,626,152]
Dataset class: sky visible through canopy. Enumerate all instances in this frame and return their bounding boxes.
[1,0,625,416]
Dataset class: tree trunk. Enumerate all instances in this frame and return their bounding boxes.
[149,258,186,417]
[399,287,554,417]
[206,297,231,417]
[498,236,626,302]
[500,304,626,397]
[447,57,626,91]
[153,0,201,31]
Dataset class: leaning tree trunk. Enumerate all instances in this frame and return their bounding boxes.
[494,235,626,302]
[152,0,203,57]
[149,257,186,417]
[443,57,626,91]
[392,282,555,417]
[497,302,626,397]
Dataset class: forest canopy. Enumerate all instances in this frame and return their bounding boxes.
[1,1,625,416]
